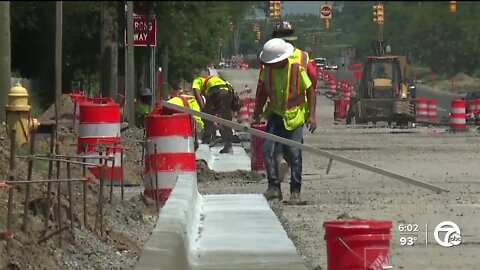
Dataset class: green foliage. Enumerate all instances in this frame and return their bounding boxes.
[334,1,480,77]
[10,1,258,103]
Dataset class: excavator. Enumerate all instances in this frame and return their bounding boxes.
[346,40,416,126]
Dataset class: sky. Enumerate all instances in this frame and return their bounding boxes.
[282,1,340,16]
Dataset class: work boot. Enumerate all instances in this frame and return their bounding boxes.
[263,185,283,201]
[219,144,233,154]
[277,158,289,182]
[283,191,307,205]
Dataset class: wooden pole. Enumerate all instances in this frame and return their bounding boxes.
[0,2,11,122]
[126,1,135,125]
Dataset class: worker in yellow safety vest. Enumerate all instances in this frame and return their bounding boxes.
[192,75,235,154]
[167,84,204,150]
[167,85,204,131]
[134,88,153,128]
[253,38,317,205]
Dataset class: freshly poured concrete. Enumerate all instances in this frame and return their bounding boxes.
[195,144,251,172]
[135,174,307,270]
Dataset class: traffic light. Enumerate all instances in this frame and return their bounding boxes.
[255,30,261,43]
[373,4,384,25]
[325,19,330,30]
[377,4,384,24]
[449,1,457,13]
[269,1,281,19]
[229,22,234,31]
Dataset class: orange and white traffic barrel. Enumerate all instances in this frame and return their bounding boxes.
[415,98,429,121]
[247,98,256,122]
[342,88,351,103]
[427,99,437,122]
[334,98,348,122]
[144,109,196,202]
[78,98,122,184]
[237,99,250,123]
[450,99,467,131]
[474,98,480,114]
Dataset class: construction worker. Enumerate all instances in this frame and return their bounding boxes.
[259,20,319,187]
[253,38,317,205]
[134,88,153,128]
[167,84,204,132]
[272,20,318,90]
[167,84,204,150]
[192,75,235,154]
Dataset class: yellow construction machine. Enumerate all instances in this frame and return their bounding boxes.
[346,46,416,126]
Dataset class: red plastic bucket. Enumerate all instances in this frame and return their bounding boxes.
[250,123,266,171]
[334,98,349,120]
[324,219,393,270]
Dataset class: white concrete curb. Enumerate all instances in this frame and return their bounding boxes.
[135,174,306,270]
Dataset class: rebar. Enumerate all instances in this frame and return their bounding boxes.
[22,131,36,231]
[6,129,17,254]
[67,158,74,228]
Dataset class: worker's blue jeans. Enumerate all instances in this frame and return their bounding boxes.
[262,113,303,192]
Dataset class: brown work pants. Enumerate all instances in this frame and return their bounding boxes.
[202,88,233,146]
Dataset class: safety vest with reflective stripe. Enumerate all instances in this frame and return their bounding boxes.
[264,60,307,130]
[192,76,230,95]
[167,95,204,130]
[291,48,309,69]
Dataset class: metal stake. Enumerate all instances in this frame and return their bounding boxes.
[326,158,333,175]
[6,129,17,254]
[67,158,74,228]
[22,131,36,231]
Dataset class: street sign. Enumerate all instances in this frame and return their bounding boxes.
[125,17,157,47]
[320,5,332,19]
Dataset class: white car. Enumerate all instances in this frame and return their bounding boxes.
[325,65,338,71]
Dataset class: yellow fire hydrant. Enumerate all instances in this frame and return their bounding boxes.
[5,82,39,145]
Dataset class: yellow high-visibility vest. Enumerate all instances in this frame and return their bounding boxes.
[167,95,204,130]
[262,58,312,130]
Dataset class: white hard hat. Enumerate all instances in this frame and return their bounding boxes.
[259,38,294,64]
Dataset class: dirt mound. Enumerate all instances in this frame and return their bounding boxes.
[452,72,477,84]
[196,161,263,183]
[39,94,75,122]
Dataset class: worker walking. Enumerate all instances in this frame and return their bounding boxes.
[134,88,153,128]
[253,38,317,205]
[258,20,319,185]
[192,75,235,154]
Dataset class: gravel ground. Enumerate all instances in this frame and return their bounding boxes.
[0,115,158,270]
[196,70,480,270]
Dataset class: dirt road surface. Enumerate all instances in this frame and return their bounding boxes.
[197,69,480,270]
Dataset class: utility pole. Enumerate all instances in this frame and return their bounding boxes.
[161,46,168,100]
[126,1,135,125]
[100,2,118,99]
[55,2,62,138]
[0,1,11,122]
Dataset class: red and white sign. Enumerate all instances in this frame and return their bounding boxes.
[125,17,157,47]
[320,5,332,19]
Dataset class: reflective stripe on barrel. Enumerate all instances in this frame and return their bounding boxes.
[144,112,195,202]
[78,101,122,183]
[450,99,466,131]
